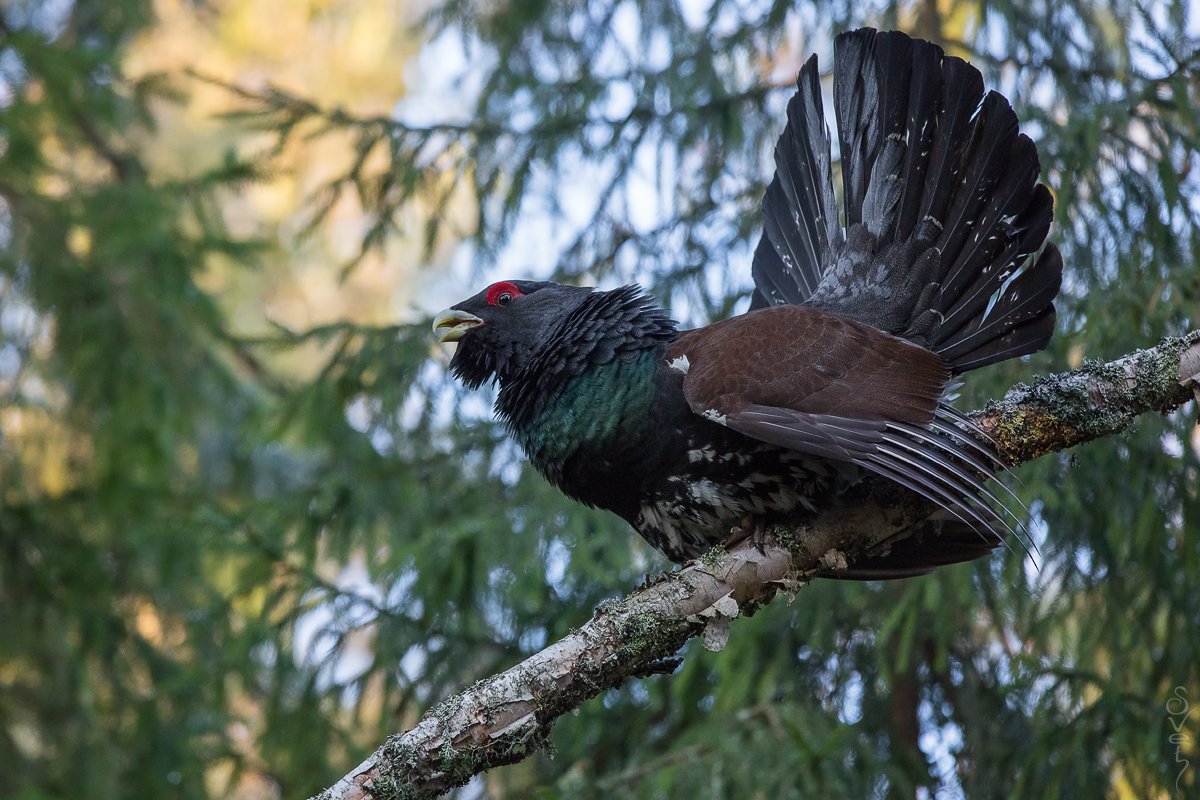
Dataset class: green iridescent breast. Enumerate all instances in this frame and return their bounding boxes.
[514,351,661,483]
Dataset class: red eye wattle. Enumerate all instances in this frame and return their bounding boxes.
[486,282,524,307]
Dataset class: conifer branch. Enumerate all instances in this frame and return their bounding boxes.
[312,330,1200,800]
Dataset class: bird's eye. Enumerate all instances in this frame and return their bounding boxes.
[486,281,524,307]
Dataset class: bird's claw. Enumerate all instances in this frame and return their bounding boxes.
[726,515,769,555]
[639,570,674,590]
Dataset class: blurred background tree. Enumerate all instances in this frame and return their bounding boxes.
[1,0,1197,798]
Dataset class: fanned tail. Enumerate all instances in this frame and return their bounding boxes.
[751,28,1062,375]
[747,28,1063,576]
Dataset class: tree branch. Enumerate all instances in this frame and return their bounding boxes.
[312,331,1200,800]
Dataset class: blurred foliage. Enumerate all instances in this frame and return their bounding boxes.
[1,0,1199,799]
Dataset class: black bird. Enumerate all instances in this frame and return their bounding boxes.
[432,28,1062,578]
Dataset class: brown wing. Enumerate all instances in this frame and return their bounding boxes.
[670,305,1021,540]
[672,305,949,439]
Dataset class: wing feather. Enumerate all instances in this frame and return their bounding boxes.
[670,304,1023,545]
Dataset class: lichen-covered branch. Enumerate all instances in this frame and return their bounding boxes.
[312,331,1200,800]
[973,333,1200,464]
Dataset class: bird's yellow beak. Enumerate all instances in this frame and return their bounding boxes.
[432,309,484,343]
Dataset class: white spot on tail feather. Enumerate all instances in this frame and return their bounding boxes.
[702,409,727,425]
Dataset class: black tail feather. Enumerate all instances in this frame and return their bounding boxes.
[895,38,946,242]
[751,53,840,309]
[916,57,984,238]
[833,31,877,231]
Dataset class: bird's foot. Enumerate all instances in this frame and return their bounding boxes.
[638,570,675,590]
[726,514,770,555]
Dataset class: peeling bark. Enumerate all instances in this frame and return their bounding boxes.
[312,330,1200,800]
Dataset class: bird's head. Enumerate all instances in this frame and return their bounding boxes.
[432,280,596,389]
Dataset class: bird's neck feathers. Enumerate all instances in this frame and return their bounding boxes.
[495,285,677,433]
